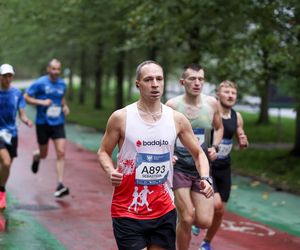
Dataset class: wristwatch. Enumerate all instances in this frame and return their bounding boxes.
[212,144,220,153]
[200,176,213,186]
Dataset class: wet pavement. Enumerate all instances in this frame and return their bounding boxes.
[227,175,300,237]
[4,124,116,250]
[1,119,300,249]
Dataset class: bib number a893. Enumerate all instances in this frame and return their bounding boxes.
[135,152,170,186]
[141,165,166,175]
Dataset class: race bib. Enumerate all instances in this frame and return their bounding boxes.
[0,130,12,144]
[135,152,170,185]
[176,128,205,148]
[217,139,233,159]
[46,105,62,118]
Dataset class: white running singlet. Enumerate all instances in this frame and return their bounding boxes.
[112,103,177,219]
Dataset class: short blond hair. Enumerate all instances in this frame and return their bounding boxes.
[217,80,238,93]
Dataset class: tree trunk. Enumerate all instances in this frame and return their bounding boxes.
[188,27,201,64]
[126,56,135,102]
[291,10,300,157]
[126,71,134,102]
[67,47,76,101]
[94,44,103,109]
[161,56,169,103]
[104,74,111,97]
[257,49,271,124]
[68,68,74,101]
[79,50,87,105]
[115,52,125,110]
[291,99,300,156]
[147,47,157,60]
[257,79,270,124]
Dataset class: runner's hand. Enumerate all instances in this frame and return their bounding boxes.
[62,105,70,116]
[199,180,214,198]
[172,155,178,165]
[25,119,33,128]
[238,133,248,149]
[207,147,217,161]
[110,169,123,186]
[41,99,52,106]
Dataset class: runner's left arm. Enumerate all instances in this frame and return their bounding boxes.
[208,97,223,161]
[236,112,248,149]
[61,97,70,116]
[18,109,33,127]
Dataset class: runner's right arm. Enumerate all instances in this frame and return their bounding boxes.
[97,109,125,186]
[24,93,52,106]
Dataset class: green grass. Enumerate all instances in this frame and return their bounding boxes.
[239,112,295,143]
[225,112,298,193]
[231,148,300,193]
[66,89,138,131]
[67,96,114,131]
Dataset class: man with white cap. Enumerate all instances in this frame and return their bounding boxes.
[0,64,32,210]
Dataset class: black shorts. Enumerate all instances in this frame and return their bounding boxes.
[36,124,66,145]
[112,209,177,250]
[212,167,231,202]
[0,136,18,158]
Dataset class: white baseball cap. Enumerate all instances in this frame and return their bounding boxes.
[0,64,15,75]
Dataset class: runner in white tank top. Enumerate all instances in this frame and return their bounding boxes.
[98,61,213,250]
[113,102,176,219]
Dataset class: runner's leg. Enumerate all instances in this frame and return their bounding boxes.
[53,138,66,183]
[204,193,226,241]
[0,149,12,187]
[192,191,214,229]
[175,187,194,250]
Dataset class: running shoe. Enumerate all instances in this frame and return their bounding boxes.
[31,159,40,174]
[199,241,211,250]
[54,184,70,198]
[0,191,6,210]
[192,225,201,236]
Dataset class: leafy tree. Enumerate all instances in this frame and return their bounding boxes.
[1,0,299,153]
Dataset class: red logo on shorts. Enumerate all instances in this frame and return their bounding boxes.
[136,140,142,147]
